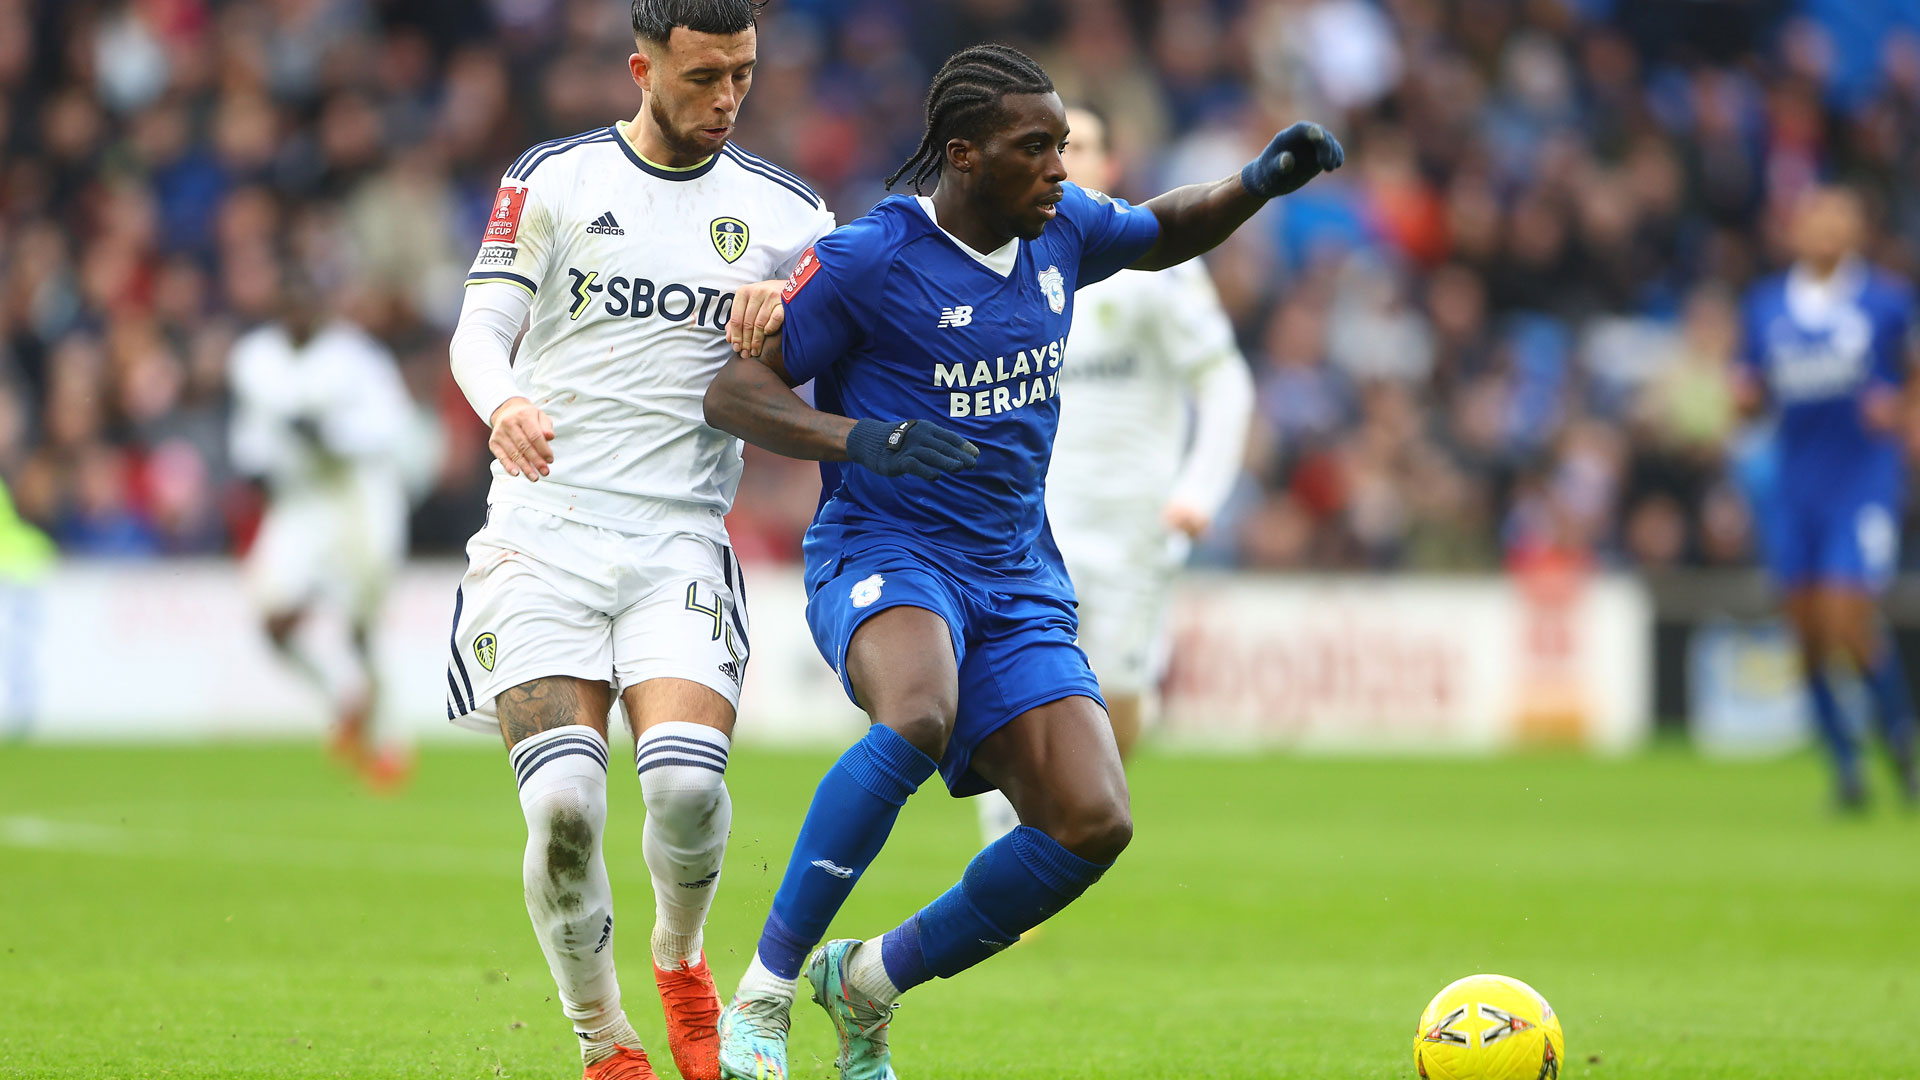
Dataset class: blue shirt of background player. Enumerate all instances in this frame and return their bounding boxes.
[777,182,1161,594]
[1738,260,1915,506]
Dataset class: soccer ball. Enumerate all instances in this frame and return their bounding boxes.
[1413,974,1564,1079]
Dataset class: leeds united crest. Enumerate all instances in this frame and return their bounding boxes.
[711,217,749,263]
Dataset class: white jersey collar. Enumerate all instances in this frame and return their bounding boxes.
[915,196,1018,277]
[1786,256,1867,325]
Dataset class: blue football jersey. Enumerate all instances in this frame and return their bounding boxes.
[778,183,1161,587]
[1740,262,1915,498]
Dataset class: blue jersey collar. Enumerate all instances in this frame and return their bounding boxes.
[912,196,1019,277]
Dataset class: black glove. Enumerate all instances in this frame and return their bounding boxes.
[845,418,980,480]
[1240,122,1345,199]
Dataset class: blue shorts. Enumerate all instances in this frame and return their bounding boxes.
[804,542,1103,796]
[1765,490,1902,592]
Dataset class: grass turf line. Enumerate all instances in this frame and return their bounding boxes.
[0,743,1916,1079]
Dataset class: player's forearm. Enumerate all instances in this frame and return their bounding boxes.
[704,353,854,462]
[1170,356,1255,516]
[450,281,531,423]
[1133,176,1266,272]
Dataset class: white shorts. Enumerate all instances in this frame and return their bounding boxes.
[445,503,750,734]
[246,474,407,622]
[1054,522,1187,698]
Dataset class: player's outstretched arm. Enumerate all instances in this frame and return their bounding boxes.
[704,347,979,480]
[1131,122,1344,272]
[705,346,855,460]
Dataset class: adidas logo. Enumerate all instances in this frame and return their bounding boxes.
[810,858,854,879]
[585,212,625,235]
[718,659,741,685]
[593,914,612,953]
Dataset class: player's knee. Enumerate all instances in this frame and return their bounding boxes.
[875,709,954,762]
[1050,796,1133,864]
[639,767,729,836]
[524,788,602,885]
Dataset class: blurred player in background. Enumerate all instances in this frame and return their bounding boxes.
[974,104,1253,847]
[442,1,832,1077]
[229,262,413,786]
[1735,185,1920,809]
[705,43,1340,1080]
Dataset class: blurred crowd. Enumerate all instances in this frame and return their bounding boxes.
[3,0,1919,570]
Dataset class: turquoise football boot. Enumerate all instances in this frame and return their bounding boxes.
[717,992,790,1080]
[804,940,899,1080]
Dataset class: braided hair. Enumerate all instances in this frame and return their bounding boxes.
[886,44,1055,193]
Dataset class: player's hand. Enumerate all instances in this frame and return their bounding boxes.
[1240,122,1344,199]
[1730,370,1766,419]
[1862,386,1901,433]
[489,396,555,481]
[726,279,788,359]
[1162,501,1210,538]
[845,418,979,480]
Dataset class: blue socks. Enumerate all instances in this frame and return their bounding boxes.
[1865,632,1917,759]
[754,724,938,979]
[879,825,1110,993]
[1806,668,1859,785]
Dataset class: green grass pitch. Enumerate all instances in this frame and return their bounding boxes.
[2,741,1917,1079]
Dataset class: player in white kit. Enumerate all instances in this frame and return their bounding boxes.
[976,105,1255,845]
[229,264,414,786]
[443,3,832,1079]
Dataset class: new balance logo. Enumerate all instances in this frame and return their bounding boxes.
[585,212,625,235]
[810,859,854,879]
[936,305,974,328]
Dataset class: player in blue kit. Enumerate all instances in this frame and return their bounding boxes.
[1736,185,1919,810]
[702,44,1342,1078]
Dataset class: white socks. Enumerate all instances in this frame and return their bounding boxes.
[636,721,733,970]
[844,937,902,1005]
[735,951,799,1006]
[511,726,635,1065]
[975,788,1021,847]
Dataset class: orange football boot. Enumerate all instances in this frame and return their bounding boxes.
[358,743,415,794]
[654,953,722,1080]
[583,1044,657,1080]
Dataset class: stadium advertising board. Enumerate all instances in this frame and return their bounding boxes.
[1160,574,1653,752]
[9,564,1646,752]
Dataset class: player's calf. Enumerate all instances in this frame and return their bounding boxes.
[636,721,733,966]
[506,679,644,1069]
[635,720,732,1080]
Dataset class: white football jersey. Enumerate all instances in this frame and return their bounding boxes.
[1047,260,1243,524]
[229,319,413,496]
[467,122,835,537]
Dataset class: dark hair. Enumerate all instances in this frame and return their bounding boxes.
[631,0,764,43]
[885,44,1055,194]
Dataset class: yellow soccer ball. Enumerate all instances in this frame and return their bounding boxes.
[1413,974,1565,1079]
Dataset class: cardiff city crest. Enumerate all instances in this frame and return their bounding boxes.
[1038,264,1065,314]
[849,574,885,609]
